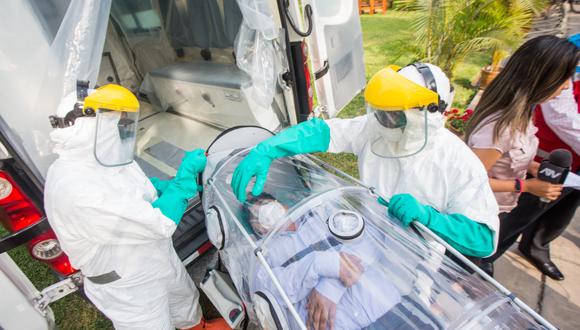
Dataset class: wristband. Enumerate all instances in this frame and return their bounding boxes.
[514,178,524,193]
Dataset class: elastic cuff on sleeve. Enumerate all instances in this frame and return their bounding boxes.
[314,251,340,278]
[315,280,346,304]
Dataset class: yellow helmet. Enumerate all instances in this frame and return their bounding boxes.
[49,83,139,129]
[48,82,140,167]
[364,65,440,111]
[83,84,139,113]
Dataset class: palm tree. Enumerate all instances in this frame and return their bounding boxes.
[397,0,547,78]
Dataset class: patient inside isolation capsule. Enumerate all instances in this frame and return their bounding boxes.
[244,194,439,330]
[203,139,547,330]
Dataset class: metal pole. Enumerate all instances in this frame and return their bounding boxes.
[413,222,557,330]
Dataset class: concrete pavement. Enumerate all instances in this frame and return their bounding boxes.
[495,210,580,330]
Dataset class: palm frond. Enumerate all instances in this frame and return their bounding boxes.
[404,0,539,77]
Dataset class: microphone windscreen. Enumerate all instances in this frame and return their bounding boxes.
[549,149,573,168]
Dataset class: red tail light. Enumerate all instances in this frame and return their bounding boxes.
[0,170,76,276]
[0,171,42,231]
[302,42,314,113]
[28,230,76,276]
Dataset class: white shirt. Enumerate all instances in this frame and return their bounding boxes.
[540,82,580,155]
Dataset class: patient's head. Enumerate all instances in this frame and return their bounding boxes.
[244,193,289,238]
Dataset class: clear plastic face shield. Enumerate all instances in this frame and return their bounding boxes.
[94,109,139,167]
[367,105,428,158]
[364,64,448,158]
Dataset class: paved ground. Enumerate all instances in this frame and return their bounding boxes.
[494,210,580,330]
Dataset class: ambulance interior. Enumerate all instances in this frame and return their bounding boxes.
[89,0,292,263]
[96,0,289,181]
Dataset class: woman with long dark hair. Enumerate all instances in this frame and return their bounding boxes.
[465,35,579,276]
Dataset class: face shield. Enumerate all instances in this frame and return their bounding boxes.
[94,109,139,167]
[366,105,429,158]
[364,65,446,158]
[84,84,140,167]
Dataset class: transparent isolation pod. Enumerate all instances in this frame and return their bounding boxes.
[202,127,547,330]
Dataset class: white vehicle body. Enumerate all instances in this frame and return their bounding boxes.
[0,253,54,330]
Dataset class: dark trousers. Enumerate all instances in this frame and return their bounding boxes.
[485,188,580,263]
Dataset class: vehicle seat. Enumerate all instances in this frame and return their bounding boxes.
[132,35,177,76]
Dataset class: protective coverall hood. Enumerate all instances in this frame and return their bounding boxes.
[389,63,451,142]
[50,91,136,168]
[50,92,99,164]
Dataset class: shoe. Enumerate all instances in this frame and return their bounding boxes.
[518,248,564,281]
[478,260,494,277]
[532,260,564,281]
[188,318,230,330]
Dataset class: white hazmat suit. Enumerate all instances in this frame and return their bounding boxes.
[326,116,500,250]
[326,65,499,255]
[44,93,202,329]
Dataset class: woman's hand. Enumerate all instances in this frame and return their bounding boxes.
[525,178,563,200]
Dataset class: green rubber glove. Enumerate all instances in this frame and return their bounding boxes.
[149,177,170,197]
[232,118,330,202]
[152,149,207,224]
[174,149,207,186]
[385,194,494,257]
[152,185,190,224]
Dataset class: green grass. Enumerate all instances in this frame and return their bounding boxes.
[3,11,490,329]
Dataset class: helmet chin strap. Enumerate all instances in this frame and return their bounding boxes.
[49,80,94,128]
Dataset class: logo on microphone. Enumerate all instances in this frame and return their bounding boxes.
[539,168,562,179]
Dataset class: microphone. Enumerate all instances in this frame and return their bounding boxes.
[537,149,572,204]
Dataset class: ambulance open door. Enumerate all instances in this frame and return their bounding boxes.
[302,0,366,118]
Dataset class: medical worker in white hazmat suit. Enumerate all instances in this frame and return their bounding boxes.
[231,63,500,329]
[44,84,227,330]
